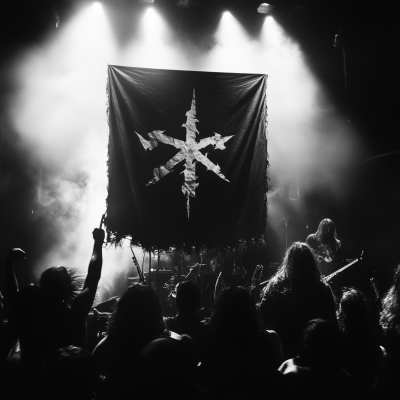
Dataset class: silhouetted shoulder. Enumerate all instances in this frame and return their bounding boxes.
[306,233,318,248]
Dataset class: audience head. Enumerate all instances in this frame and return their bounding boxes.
[40,266,80,306]
[316,218,337,243]
[41,346,98,400]
[385,264,400,299]
[107,283,163,342]
[176,280,201,313]
[137,335,197,399]
[392,264,400,290]
[338,287,375,334]
[300,319,341,365]
[212,285,262,335]
[380,264,400,331]
[280,242,321,288]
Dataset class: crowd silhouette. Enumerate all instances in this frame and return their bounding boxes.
[1,230,399,399]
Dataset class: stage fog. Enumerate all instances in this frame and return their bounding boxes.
[1,2,367,298]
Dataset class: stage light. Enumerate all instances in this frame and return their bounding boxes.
[125,6,186,70]
[202,10,259,73]
[258,3,275,14]
[92,2,103,12]
[138,0,155,4]
[142,7,163,33]
[223,11,232,17]
[219,11,241,44]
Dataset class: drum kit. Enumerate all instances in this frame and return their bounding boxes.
[163,263,209,305]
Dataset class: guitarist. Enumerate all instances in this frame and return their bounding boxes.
[306,218,343,277]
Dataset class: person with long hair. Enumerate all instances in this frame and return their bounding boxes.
[199,286,283,399]
[92,283,166,398]
[306,218,343,277]
[39,228,105,357]
[3,228,104,399]
[380,264,400,356]
[259,242,338,360]
[40,346,99,400]
[337,288,384,392]
[279,319,355,400]
[368,265,400,398]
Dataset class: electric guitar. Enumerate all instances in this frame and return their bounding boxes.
[323,251,364,283]
[130,246,145,283]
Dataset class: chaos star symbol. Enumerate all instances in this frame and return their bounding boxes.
[135,88,233,218]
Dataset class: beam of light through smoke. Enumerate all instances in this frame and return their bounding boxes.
[259,17,365,252]
[5,2,136,299]
[119,7,188,70]
[260,17,364,192]
[201,11,263,73]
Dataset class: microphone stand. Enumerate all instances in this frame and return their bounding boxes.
[130,246,144,283]
[157,250,160,299]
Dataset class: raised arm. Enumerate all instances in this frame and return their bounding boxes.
[72,228,105,317]
[84,228,105,291]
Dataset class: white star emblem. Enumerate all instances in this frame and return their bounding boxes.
[136,89,233,218]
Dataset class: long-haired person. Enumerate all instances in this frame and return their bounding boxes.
[92,283,166,398]
[3,228,104,399]
[380,264,400,356]
[337,288,384,392]
[279,319,355,400]
[199,286,284,399]
[370,271,400,400]
[259,242,337,360]
[369,266,400,398]
[306,218,343,277]
[40,346,99,400]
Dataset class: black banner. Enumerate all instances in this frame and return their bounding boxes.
[106,65,268,249]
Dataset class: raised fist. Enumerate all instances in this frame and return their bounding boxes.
[92,228,105,244]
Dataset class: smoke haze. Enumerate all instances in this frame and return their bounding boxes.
[1,3,365,295]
